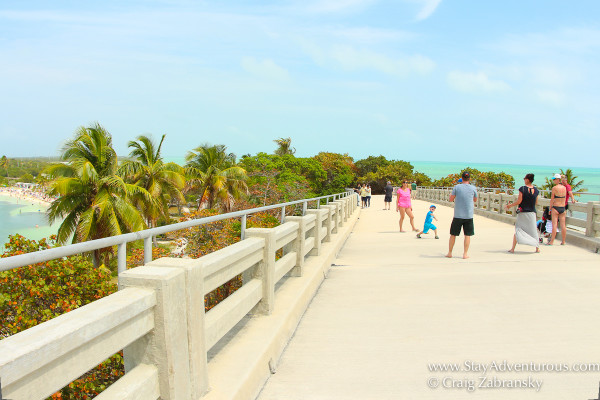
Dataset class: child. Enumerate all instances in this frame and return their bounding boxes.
[416,205,439,239]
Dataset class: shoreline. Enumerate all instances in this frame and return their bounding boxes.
[0,187,53,209]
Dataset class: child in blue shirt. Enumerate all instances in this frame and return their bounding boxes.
[416,205,439,239]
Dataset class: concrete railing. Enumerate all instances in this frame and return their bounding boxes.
[0,193,360,400]
[0,191,354,274]
[415,187,600,252]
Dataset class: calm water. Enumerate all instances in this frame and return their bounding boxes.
[410,161,600,197]
[0,197,57,248]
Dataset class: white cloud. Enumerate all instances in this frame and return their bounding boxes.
[304,0,377,14]
[415,0,442,21]
[241,57,290,81]
[330,27,416,44]
[536,90,565,106]
[447,71,510,93]
[329,45,434,76]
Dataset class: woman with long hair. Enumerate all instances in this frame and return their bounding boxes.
[548,173,567,245]
[505,173,540,253]
[396,180,417,232]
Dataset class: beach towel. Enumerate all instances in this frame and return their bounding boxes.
[515,212,539,247]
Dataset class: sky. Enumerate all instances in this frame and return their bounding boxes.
[1,0,600,167]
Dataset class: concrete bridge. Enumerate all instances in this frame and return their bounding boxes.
[1,191,599,399]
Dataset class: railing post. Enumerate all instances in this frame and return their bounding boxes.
[284,216,307,276]
[586,202,598,237]
[281,206,286,223]
[118,242,127,274]
[499,194,504,214]
[144,236,153,265]
[302,201,307,216]
[119,266,192,400]
[306,209,327,255]
[245,228,276,314]
[322,203,338,235]
[145,258,209,397]
[240,214,247,240]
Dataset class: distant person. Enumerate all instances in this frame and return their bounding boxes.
[360,184,368,208]
[548,174,567,245]
[396,181,417,232]
[505,173,540,253]
[561,174,576,214]
[366,184,372,208]
[416,205,439,239]
[411,181,417,199]
[446,171,478,259]
[384,181,393,210]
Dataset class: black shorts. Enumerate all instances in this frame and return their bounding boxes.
[565,203,569,211]
[384,194,392,202]
[450,218,475,236]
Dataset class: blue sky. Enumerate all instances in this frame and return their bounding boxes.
[1,0,599,167]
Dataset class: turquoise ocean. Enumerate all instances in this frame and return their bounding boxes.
[1,161,598,247]
[0,195,56,248]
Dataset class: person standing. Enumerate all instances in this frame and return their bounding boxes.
[446,171,478,259]
[505,173,540,253]
[366,184,372,208]
[360,184,368,208]
[384,181,393,210]
[561,174,576,214]
[549,174,567,245]
[396,181,418,232]
[411,181,417,199]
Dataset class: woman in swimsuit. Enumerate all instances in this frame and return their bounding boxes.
[396,181,418,232]
[549,173,567,245]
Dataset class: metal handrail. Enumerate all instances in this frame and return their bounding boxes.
[0,190,355,274]
[418,186,599,199]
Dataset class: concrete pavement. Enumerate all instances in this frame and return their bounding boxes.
[256,195,600,399]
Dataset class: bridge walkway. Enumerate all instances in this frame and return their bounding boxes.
[256,195,600,399]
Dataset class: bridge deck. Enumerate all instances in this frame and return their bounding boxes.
[257,196,600,399]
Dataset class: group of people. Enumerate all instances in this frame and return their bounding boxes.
[356,184,372,208]
[364,171,577,259]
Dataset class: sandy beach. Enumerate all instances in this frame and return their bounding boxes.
[0,187,53,208]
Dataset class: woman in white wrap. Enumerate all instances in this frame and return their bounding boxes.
[505,173,540,253]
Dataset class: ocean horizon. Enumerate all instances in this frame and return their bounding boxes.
[1,160,598,247]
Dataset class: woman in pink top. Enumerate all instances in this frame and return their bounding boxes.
[396,181,417,232]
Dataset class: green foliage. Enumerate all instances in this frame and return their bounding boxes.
[431,167,515,188]
[355,155,391,177]
[185,144,248,210]
[539,168,587,196]
[20,173,34,182]
[355,156,428,193]
[273,137,296,155]
[312,152,356,195]
[0,234,122,399]
[119,134,185,230]
[44,123,150,266]
[240,153,325,200]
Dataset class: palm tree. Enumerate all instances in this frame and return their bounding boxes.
[119,134,185,243]
[273,137,296,156]
[0,155,9,177]
[540,168,587,197]
[44,123,151,267]
[184,144,248,210]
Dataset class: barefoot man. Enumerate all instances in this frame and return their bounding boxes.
[446,171,478,259]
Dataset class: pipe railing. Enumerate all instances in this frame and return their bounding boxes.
[0,190,355,274]
[418,186,600,200]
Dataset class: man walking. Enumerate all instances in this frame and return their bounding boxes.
[384,181,393,210]
[446,171,478,259]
